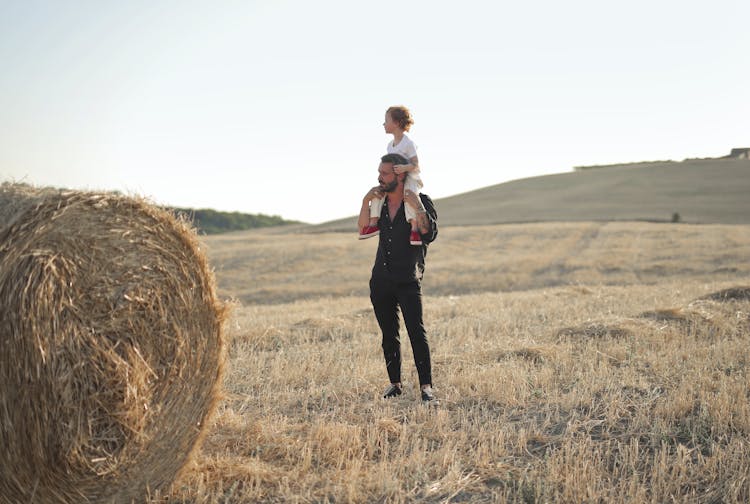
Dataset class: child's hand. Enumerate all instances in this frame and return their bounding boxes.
[393,164,408,174]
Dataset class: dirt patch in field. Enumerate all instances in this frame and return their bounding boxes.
[497,346,554,365]
[556,322,635,341]
[698,286,750,303]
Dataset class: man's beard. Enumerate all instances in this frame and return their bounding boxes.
[380,179,399,193]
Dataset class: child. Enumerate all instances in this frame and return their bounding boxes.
[360,105,424,245]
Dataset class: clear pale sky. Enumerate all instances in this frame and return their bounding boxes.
[1,1,748,223]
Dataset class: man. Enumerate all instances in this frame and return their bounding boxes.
[358,153,438,402]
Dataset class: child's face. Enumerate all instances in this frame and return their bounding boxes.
[383,113,400,134]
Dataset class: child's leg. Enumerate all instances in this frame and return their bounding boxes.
[404,176,423,245]
[359,196,383,239]
[403,176,422,230]
[370,197,383,224]
[406,206,421,245]
[403,195,418,231]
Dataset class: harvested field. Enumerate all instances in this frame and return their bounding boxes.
[154,222,750,502]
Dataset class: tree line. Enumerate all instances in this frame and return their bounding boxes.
[168,207,301,234]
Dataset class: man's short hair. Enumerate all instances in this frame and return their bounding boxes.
[381,153,408,166]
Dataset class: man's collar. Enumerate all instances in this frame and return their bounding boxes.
[384,194,405,205]
[383,195,405,217]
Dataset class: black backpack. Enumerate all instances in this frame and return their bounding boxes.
[418,193,438,244]
[419,193,437,220]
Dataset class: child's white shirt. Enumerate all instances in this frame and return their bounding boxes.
[387,134,419,173]
[387,134,423,190]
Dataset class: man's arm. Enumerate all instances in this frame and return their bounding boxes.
[404,190,437,243]
[415,210,430,234]
[358,186,383,230]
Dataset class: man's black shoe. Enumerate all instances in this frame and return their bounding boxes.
[383,384,403,398]
[421,386,436,402]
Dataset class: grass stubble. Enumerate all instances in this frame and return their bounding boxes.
[161,223,750,503]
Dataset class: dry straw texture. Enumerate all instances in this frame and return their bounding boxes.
[166,282,750,503]
[0,183,226,503]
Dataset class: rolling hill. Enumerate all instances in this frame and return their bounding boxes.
[312,158,750,231]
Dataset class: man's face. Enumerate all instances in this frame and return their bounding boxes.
[378,162,399,193]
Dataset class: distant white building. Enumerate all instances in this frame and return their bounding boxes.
[728,148,750,159]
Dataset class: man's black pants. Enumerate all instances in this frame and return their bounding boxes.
[370,276,432,386]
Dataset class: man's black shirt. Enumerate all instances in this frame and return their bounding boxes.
[371,194,438,282]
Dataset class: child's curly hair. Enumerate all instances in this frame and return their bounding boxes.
[386,106,414,132]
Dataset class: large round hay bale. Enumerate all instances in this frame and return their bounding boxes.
[0,183,226,503]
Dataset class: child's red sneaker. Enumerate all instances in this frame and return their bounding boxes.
[359,225,380,239]
[410,230,422,246]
